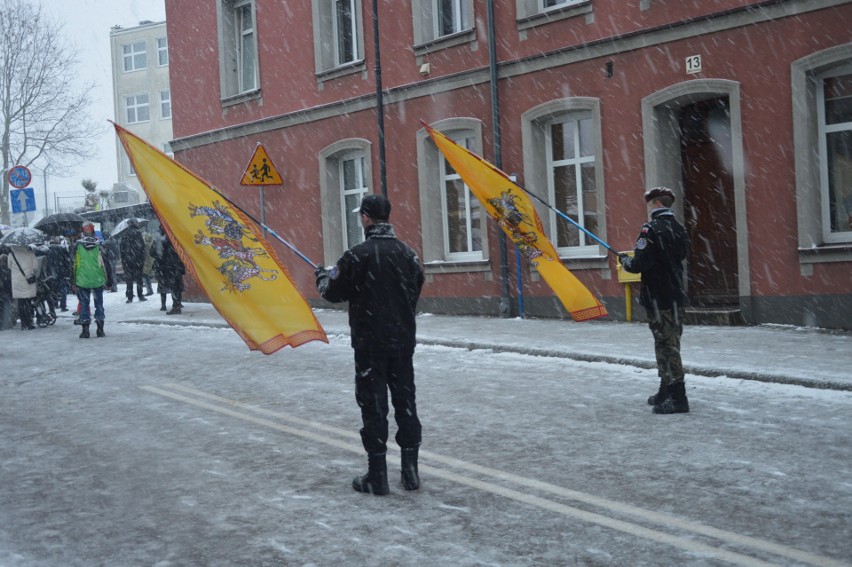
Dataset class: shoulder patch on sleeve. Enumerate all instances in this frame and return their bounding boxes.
[640,224,651,234]
[636,238,648,250]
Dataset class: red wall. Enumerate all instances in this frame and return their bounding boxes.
[165,0,852,310]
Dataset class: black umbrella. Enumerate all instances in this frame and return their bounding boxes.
[34,212,86,236]
[0,227,46,246]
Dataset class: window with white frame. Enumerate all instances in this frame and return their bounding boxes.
[818,68,852,241]
[416,119,488,268]
[160,90,172,119]
[334,0,359,66]
[522,98,605,259]
[319,139,373,264]
[157,37,169,66]
[218,0,258,98]
[412,0,474,50]
[313,0,364,77]
[791,44,852,256]
[516,0,592,30]
[125,94,150,123]
[340,153,369,249]
[541,0,585,10]
[440,136,482,259]
[546,116,598,250]
[122,41,147,72]
[435,0,467,37]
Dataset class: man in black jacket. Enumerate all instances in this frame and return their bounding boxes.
[315,194,425,495]
[620,187,690,414]
[119,220,148,304]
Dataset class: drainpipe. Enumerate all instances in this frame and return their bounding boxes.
[372,0,388,197]
[487,0,512,318]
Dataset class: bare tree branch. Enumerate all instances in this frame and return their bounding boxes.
[0,0,101,223]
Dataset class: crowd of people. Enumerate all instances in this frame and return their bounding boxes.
[0,220,185,336]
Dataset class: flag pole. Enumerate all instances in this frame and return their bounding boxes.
[206,185,320,269]
[518,187,619,256]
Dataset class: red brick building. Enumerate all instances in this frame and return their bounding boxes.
[162,0,852,329]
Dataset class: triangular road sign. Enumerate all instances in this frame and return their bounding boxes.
[241,144,283,186]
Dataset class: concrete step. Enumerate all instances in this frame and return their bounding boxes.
[685,307,745,326]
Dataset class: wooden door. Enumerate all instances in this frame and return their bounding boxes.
[680,98,738,306]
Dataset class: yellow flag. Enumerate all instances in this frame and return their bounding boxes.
[114,124,327,353]
[425,125,608,322]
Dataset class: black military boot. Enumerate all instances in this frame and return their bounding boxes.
[79,324,90,339]
[401,446,420,491]
[96,321,105,338]
[653,381,689,414]
[352,453,389,495]
[647,378,668,406]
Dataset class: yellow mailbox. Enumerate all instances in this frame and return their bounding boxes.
[616,252,641,321]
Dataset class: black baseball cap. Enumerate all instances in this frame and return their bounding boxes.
[354,194,392,221]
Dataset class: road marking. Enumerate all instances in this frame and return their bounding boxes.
[142,383,849,567]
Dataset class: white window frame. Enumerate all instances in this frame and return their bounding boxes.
[157,37,169,66]
[218,0,259,100]
[312,0,365,79]
[319,139,373,265]
[412,0,474,53]
[159,90,172,119]
[516,0,592,31]
[817,64,852,244]
[434,0,467,38]
[125,94,150,124]
[339,153,369,249]
[439,135,482,260]
[236,1,257,93]
[522,98,606,262]
[792,43,852,261]
[122,41,147,72]
[540,0,585,10]
[417,118,489,270]
[333,0,359,67]
[545,115,597,254]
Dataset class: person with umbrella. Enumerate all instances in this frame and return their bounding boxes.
[1,228,46,330]
[72,222,113,338]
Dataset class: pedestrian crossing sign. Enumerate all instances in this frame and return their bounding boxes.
[240,144,283,186]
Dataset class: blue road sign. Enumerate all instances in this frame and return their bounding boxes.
[10,187,36,214]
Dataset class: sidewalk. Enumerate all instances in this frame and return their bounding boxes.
[104,294,852,392]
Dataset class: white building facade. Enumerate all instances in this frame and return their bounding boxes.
[109,20,173,208]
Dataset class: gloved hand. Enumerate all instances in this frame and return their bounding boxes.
[314,265,330,293]
[618,253,631,267]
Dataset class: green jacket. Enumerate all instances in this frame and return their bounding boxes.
[73,237,108,289]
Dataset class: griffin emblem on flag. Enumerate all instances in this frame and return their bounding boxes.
[190,201,278,292]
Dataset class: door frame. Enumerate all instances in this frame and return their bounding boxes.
[641,79,751,319]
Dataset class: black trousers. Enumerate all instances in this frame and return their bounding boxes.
[353,349,422,455]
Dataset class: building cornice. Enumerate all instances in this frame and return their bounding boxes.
[170,0,847,152]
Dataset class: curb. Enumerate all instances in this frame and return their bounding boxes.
[116,318,851,393]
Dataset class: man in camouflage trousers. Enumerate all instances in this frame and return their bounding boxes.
[620,187,690,414]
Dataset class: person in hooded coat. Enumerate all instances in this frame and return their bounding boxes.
[119,219,147,303]
[73,222,113,338]
[149,225,185,314]
[6,243,41,330]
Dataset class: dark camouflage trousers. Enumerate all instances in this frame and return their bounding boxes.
[647,307,685,385]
